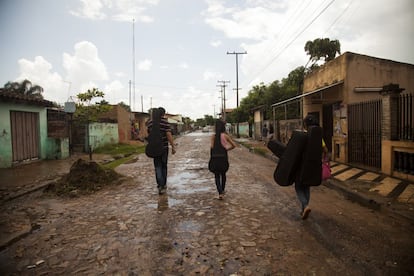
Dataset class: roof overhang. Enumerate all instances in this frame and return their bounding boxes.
[271,81,344,108]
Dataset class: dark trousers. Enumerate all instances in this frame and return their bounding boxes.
[153,150,168,188]
[214,172,226,195]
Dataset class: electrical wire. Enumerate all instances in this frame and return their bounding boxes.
[242,0,337,88]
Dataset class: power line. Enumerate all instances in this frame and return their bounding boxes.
[242,0,337,88]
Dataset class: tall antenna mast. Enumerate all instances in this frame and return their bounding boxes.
[132,18,136,111]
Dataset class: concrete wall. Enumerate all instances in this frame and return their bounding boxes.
[99,105,131,143]
[302,52,414,174]
[88,122,119,150]
[345,53,414,104]
[237,122,250,138]
[45,137,70,160]
[115,106,131,142]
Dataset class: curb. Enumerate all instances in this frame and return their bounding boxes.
[238,139,414,223]
[324,178,381,211]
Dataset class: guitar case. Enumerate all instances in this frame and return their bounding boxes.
[298,126,323,186]
[267,140,286,158]
[145,109,164,158]
[273,131,307,186]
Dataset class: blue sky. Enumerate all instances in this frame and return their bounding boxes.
[1,0,413,119]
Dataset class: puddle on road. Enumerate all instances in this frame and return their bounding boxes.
[185,132,211,137]
[168,171,210,195]
[176,220,202,232]
[146,196,183,210]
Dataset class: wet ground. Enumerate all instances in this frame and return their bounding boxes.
[0,132,413,275]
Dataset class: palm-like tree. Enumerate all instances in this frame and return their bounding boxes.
[304,38,341,67]
[1,79,44,99]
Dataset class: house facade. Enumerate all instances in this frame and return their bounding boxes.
[301,52,414,180]
[0,91,69,168]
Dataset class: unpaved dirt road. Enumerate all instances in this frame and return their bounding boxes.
[0,132,413,275]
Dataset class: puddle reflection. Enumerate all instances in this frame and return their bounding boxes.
[146,195,183,210]
[157,195,169,211]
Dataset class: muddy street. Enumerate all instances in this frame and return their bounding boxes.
[1,132,413,275]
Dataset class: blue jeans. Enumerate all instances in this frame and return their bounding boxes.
[153,150,168,188]
[295,181,310,212]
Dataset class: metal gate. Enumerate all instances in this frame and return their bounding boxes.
[348,99,382,168]
[10,111,40,163]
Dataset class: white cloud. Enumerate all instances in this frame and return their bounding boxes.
[71,0,159,22]
[138,59,152,71]
[178,62,189,69]
[203,70,222,81]
[70,0,106,20]
[16,56,67,103]
[165,86,215,118]
[114,72,125,78]
[210,40,222,47]
[63,41,109,94]
[203,2,282,40]
[104,80,126,104]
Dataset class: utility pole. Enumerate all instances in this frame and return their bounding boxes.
[227,51,247,138]
[132,19,136,111]
[217,80,230,121]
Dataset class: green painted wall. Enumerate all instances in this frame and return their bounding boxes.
[0,103,69,167]
[88,122,119,150]
[45,137,70,159]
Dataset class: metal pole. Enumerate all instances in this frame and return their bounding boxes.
[227,51,247,138]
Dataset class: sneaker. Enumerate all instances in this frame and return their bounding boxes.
[218,194,224,200]
[302,207,311,220]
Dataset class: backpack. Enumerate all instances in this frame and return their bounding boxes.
[208,134,229,173]
[145,109,165,158]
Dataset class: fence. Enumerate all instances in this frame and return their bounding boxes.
[348,99,382,168]
[394,92,414,175]
[397,92,413,141]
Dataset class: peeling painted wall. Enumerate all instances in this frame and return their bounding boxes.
[88,122,119,150]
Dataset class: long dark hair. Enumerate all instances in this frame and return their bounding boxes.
[214,119,226,146]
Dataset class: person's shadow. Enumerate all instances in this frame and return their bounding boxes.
[157,194,169,211]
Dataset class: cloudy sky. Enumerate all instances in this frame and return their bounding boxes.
[1,0,413,119]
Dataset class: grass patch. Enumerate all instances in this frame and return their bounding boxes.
[102,155,135,170]
[94,143,145,155]
[253,147,268,156]
[94,143,146,169]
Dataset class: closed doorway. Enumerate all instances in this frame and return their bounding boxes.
[10,111,40,163]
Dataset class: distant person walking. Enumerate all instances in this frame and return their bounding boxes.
[146,107,176,195]
[208,119,237,199]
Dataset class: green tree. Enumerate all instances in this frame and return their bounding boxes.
[304,38,341,68]
[118,101,131,112]
[74,88,111,123]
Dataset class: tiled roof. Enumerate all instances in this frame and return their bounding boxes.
[0,89,55,107]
